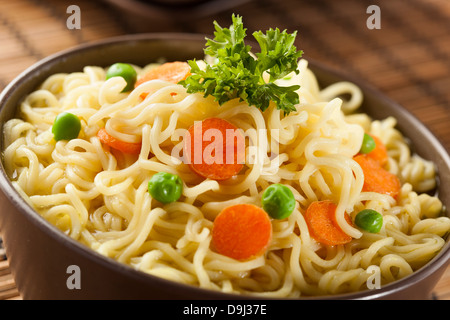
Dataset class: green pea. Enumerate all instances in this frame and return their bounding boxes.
[359,133,376,154]
[106,63,137,92]
[261,184,296,219]
[148,172,183,204]
[355,209,383,233]
[52,112,81,141]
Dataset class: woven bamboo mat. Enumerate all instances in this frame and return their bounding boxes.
[0,0,449,300]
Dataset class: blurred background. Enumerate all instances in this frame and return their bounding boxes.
[0,0,449,299]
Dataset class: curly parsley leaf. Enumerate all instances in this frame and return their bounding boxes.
[179,14,303,115]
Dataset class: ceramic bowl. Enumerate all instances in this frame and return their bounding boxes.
[0,33,448,299]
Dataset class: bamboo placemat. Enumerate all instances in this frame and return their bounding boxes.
[0,0,449,300]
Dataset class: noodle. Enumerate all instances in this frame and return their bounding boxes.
[3,59,449,297]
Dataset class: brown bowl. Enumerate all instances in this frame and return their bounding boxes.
[0,33,448,300]
[101,0,254,32]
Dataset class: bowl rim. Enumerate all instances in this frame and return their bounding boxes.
[0,32,449,300]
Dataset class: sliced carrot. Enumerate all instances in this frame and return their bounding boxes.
[304,200,353,246]
[184,117,245,181]
[354,154,401,199]
[97,128,141,154]
[212,204,272,261]
[134,61,191,99]
[366,134,388,166]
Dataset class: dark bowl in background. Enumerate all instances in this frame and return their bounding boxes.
[102,0,254,32]
[0,33,448,300]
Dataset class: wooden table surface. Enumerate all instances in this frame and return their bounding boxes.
[0,0,449,300]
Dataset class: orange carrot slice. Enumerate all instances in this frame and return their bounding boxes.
[97,128,141,154]
[212,204,272,261]
[366,134,388,166]
[354,154,401,199]
[134,61,191,99]
[184,118,245,181]
[305,200,353,246]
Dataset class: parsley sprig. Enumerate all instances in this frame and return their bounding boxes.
[179,15,303,115]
